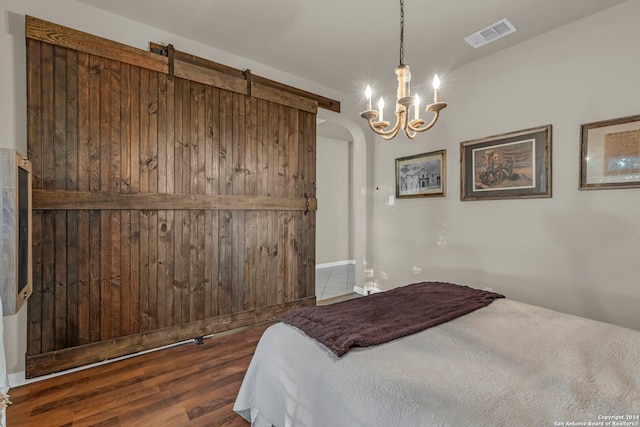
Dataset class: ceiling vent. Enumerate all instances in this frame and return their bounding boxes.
[464,18,517,48]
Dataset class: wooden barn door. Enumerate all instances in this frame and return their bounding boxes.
[25,17,334,377]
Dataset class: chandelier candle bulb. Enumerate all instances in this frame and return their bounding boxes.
[414,94,420,120]
[365,85,372,111]
[433,75,440,103]
[378,98,384,122]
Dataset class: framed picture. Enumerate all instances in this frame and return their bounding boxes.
[395,149,446,198]
[580,114,640,190]
[460,125,552,201]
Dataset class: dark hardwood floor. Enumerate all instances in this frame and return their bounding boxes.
[7,321,272,426]
[7,293,359,426]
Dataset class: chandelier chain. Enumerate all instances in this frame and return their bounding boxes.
[399,0,404,65]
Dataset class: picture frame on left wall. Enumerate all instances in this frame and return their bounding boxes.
[395,149,446,198]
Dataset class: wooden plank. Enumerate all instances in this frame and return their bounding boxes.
[218,211,232,316]
[218,90,234,316]
[267,103,280,306]
[120,209,132,335]
[40,211,55,353]
[188,82,202,322]
[65,49,79,346]
[245,97,258,196]
[26,39,42,188]
[251,73,339,112]
[139,68,150,332]
[255,99,269,308]
[232,210,245,313]
[163,74,175,327]
[172,77,184,327]
[53,45,68,350]
[303,110,317,298]
[180,79,192,325]
[109,57,122,339]
[148,71,159,331]
[87,53,102,344]
[232,92,246,196]
[32,190,317,211]
[207,87,220,318]
[289,109,300,197]
[244,98,258,310]
[195,83,207,321]
[38,41,56,354]
[119,62,132,336]
[244,211,257,311]
[203,87,214,319]
[40,43,54,189]
[252,82,317,114]
[26,16,167,74]
[53,210,68,350]
[129,66,141,336]
[99,56,113,341]
[173,59,246,95]
[156,73,168,329]
[27,209,43,356]
[232,93,246,313]
[150,42,340,112]
[76,51,91,345]
[25,298,314,378]
[119,63,133,335]
[26,37,43,356]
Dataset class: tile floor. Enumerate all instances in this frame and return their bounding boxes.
[315,263,356,300]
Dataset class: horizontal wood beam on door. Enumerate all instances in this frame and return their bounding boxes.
[25,16,168,74]
[25,17,338,113]
[33,189,318,211]
[150,42,340,113]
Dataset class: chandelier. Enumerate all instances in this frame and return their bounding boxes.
[360,0,447,140]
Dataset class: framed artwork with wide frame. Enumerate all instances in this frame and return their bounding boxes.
[460,125,552,201]
[580,114,640,190]
[395,149,446,198]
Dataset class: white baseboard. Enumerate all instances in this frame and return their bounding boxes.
[354,285,384,296]
[7,371,26,388]
[354,285,367,295]
[316,260,355,269]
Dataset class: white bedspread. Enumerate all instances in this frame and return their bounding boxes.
[234,299,640,427]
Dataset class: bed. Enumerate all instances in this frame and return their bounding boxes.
[234,282,640,427]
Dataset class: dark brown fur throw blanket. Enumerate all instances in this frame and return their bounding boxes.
[279,281,504,357]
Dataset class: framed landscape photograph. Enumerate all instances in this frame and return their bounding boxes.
[580,114,640,190]
[460,125,552,201]
[395,149,446,198]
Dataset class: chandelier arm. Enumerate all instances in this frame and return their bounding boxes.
[366,111,404,138]
[381,125,401,140]
[407,110,440,133]
[403,127,418,139]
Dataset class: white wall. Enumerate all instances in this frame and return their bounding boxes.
[371,0,640,331]
[0,0,357,379]
[316,136,351,264]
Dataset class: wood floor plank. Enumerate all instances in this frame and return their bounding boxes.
[9,295,358,426]
[8,322,273,426]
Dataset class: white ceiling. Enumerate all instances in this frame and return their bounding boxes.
[79,0,625,98]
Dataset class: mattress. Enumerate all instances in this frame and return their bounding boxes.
[234,298,640,427]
